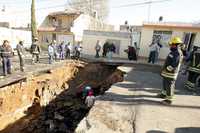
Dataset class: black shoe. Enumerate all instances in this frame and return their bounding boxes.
[162,99,172,105]
[156,93,167,99]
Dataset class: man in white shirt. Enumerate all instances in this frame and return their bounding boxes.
[148,41,159,64]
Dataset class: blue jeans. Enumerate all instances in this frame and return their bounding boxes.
[2,57,12,75]
[148,51,156,64]
[60,51,65,60]
[107,51,113,60]
[48,54,54,64]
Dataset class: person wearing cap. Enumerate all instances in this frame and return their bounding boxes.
[157,37,183,104]
[0,40,13,76]
[82,86,92,99]
[85,91,95,108]
[16,40,25,72]
[30,37,41,64]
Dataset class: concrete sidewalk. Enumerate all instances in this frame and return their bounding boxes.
[76,66,200,133]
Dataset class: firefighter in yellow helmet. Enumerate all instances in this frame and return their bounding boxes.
[157,37,183,104]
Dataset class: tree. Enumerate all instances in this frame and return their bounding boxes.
[31,0,38,42]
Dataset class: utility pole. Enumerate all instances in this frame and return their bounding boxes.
[31,0,38,42]
[147,0,152,22]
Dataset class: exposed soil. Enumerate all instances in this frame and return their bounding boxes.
[1,62,124,133]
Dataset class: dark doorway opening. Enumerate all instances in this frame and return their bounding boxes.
[183,33,196,52]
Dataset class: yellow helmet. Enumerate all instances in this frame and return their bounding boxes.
[169,37,183,45]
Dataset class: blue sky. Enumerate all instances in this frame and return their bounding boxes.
[0,0,200,26]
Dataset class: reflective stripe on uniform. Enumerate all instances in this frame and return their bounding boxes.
[186,81,195,87]
[165,95,174,100]
[161,71,178,79]
[188,67,200,73]
[185,84,195,90]
[167,66,174,71]
[185,81,195,90]
[161,90,166,95]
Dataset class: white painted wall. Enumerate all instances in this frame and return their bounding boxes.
[71,14,114,41]
[0,27,31,48]
[139,28,153,58]
[139,27,185,59]
[82,31,131,58]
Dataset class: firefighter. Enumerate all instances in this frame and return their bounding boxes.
[185,45,200,90]
[157,37,183,104]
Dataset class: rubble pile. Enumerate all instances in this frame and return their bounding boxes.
[20,94,89,133]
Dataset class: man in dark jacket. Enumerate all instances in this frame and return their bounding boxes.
[30,38,41,64]
[158,37,183,104]
[0,40,13,76]
[102,41,109,57]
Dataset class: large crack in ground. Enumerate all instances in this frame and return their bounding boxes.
[1,62,125,133]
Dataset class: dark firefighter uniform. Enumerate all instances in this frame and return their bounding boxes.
[185,47,200,90]
[159,37,183,104]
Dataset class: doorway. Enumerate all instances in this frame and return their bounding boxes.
[183,32,196,52]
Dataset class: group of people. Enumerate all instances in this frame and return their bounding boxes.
[77,83,95,108]
[0,37,82,76]
[0,37,41,76]
[0,39,29,76]
[48,40,82,64]
[95,40,116,60]
[158,37,200,104]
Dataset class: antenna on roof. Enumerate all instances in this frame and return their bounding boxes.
[159,16,163,22]
[2,5,5,12]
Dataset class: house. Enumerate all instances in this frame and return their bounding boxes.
[81,25,141,58]
[139,22,200,59]
[38,8,114,45]
[82,22,200,60]
[38,9,81,45]
[71,14,114,41]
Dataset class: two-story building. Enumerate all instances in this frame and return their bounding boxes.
[38,8,114,46]
[38,9,81,45]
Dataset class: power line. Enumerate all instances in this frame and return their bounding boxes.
[0,0,66,5]
[2,0,172,15]
[113,0,172,8]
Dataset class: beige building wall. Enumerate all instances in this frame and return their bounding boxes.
[139,27,198,59]
[82,32,130,58]
[139,28,154,58]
